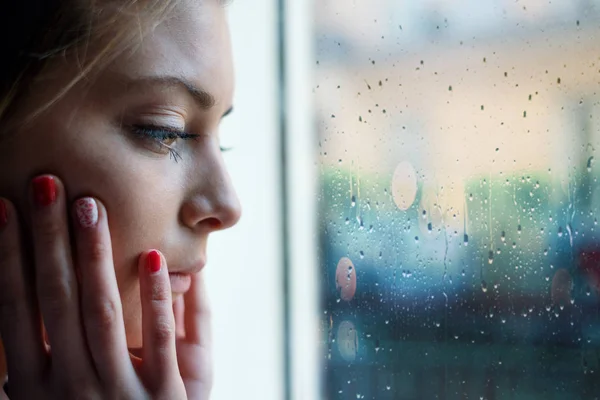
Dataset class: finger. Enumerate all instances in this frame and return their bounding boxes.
[0,197,46,384]
[139,250,179,386]
[73,197,135,384]
[173,295,186,339]
[183,271,212,346]
[29,176,92,379]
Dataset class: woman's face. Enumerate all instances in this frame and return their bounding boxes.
[0,0,241,347]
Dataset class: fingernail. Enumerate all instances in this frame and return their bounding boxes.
[32,176,56,207]
[0,199,7,228]
[75,198,98,228]
[147,250,162,274]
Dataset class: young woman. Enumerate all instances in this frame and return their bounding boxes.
[0,0,241,398]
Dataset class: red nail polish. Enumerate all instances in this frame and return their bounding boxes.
[0,199,7,228]
[33,176,56,207]
[147,250,161,273]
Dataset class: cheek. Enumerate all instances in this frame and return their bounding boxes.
[3,113,181,346]
[106,180,179,348]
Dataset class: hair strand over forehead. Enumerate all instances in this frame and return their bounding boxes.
[0,0,185,133]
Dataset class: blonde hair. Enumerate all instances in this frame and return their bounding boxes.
[0,0,181,131]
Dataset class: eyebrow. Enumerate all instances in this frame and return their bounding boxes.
[134,75,216,110]
[121,75,233,119]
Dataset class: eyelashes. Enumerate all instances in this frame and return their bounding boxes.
[129,125,232,163]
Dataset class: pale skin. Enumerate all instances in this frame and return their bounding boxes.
[0,0,241,398]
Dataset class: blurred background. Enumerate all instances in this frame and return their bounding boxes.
[210,0,600,399]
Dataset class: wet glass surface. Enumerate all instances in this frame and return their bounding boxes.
[316,1,600,398]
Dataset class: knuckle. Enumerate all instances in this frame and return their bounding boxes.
[63,378,99,400]
[152,318,174,345]
[0,239,19,265]
[0,272,24,308]
[35,218,63,247]
[37,277,75,316]
[86,240,108,263]
[84,298,120,330]
[150,281,171,302]
[0,300,26,329]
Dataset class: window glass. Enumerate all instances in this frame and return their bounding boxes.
[317,1,600,398]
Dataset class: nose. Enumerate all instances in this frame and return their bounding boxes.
[179,151,242,232]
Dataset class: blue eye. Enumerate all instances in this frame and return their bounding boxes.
[129,125,196,162]
[130,125,233,162]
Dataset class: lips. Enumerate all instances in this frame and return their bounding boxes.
[168,259,206,294]
[169,272,192,293]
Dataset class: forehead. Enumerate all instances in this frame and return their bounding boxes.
[108,0,234,106]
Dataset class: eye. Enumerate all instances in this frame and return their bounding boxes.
[129,125,200,162]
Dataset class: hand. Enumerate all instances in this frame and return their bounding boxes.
[0,175,211,399]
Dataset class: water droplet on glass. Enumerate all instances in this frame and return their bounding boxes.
[414,236,419,243]
[336,258,357,301]
[351,195,356,207]
[558,227,563,237]
[500,231,506,242]
[391,161,418,211]
[481,280,488,293]
[488,251,494,264]
[427,222,433,232]
[463,234,469,246]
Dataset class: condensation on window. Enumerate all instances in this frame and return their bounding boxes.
[317,1,600,398]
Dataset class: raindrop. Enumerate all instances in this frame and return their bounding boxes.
[488,250,494,264]
[351,195,356,207]
[414,236,419,243]
[422,210,427,219]
[391,161,418,211]
[517,225,522,235]
[336,258,357,302]
[587,156,594,172]
[427,222,433,232]
[500,231,506,242]
[337,320,358,362]
[359,251,365,259]
[463,234,469,246]
[481,280,488,293]
[558,227,563,237]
